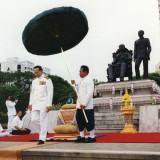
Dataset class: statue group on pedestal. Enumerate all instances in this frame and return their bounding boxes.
[107,30,152,82]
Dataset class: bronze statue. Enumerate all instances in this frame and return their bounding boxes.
[134,30,151,79]
[107,44,133,82]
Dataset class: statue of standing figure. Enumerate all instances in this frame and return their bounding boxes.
[134,30,152,79]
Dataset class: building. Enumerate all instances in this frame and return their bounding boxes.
[158,0,160,19]
[0,57,50,75]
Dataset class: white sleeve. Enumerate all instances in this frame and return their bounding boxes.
[29,81,34,105]
[7,101,16,108]
[82,79,94,106]
[47,79,54,106]
[12,118,17,130]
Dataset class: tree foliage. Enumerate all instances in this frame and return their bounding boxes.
[148,72,160,86]
[0,71,76,121]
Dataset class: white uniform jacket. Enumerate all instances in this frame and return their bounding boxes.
[76,75,94,110]
[29,74,53,111]
[6,100,16,116]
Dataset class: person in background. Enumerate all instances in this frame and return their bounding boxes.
[6,96,17,133]
[12,110,31,135]
[0,115,10,137]
[0,124,10,137]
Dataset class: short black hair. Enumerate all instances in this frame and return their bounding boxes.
[81,65,89,73]
[5,95,10,100]
[17,110,22,114]
[34,65,43,71]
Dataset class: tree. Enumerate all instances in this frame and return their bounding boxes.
[148,72,160,86]
[49,75,76,105]
[0,71,76,122]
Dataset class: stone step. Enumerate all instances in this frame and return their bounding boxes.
[95,107,140,113]
[95,115,139,121]
[95,129,122,133]
[22,142,160,160]
[95,112,139,116]
[95,124,125,129]
[95,120,139,125]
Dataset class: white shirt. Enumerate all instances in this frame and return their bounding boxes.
[12,116,23,130]
[0,124,3,133]
[26,110,31,114]
[76,75,94,110]
[29,74,54,111]
[6,100,17,116]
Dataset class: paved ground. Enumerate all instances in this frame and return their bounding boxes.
[1,141,160,159]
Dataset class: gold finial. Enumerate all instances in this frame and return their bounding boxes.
[125,87,128,94]
[120,87,137,133]
[122,88,131,107]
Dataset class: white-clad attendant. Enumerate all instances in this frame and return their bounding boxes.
[0,124,9,137]
[28,65,53,145]
[71,65,96,143]
[12,110,31,135]
[6,96,17,132]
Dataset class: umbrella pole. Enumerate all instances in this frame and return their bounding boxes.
[61,47,88,123]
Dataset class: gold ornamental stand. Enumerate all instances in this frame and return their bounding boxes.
[121,88,138,134]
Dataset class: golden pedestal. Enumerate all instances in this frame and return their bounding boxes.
[121,88,138,134]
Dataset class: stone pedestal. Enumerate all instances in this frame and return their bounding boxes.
[139,105,160,132]
[93,79,160,133]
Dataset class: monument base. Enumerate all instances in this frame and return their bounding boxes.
[94,79,160,133]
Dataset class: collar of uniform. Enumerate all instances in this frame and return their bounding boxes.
[82,74,88,81]
[38,74,44,80]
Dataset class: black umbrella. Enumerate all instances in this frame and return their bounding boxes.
[22,6,88,55]
[22,6,89,122]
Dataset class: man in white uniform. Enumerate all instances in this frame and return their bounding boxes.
[0,124,9,137]
[28,65,53,145]
[71,65,96,143]
[6,96,17,133]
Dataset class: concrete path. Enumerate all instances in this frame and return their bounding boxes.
[1,141,160,159]
[22,142,160,160]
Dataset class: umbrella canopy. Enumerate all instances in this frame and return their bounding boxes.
[22,6,88,55]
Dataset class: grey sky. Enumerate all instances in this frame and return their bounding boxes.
[0,0,160,83]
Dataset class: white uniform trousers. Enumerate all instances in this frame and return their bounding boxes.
[31,110,48,141]
[8,115,16,132]
[0,132,10,137]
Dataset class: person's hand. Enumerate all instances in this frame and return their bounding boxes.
[28,105,32,111]
[71,80,76,85]
[46,106,51,112]
[21,128,26,131]
[80,105,85,110]
[134,58,137,62]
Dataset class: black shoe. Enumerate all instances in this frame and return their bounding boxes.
[37,140,44,145]
[74,136,85,143]
[85,137,96,143]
